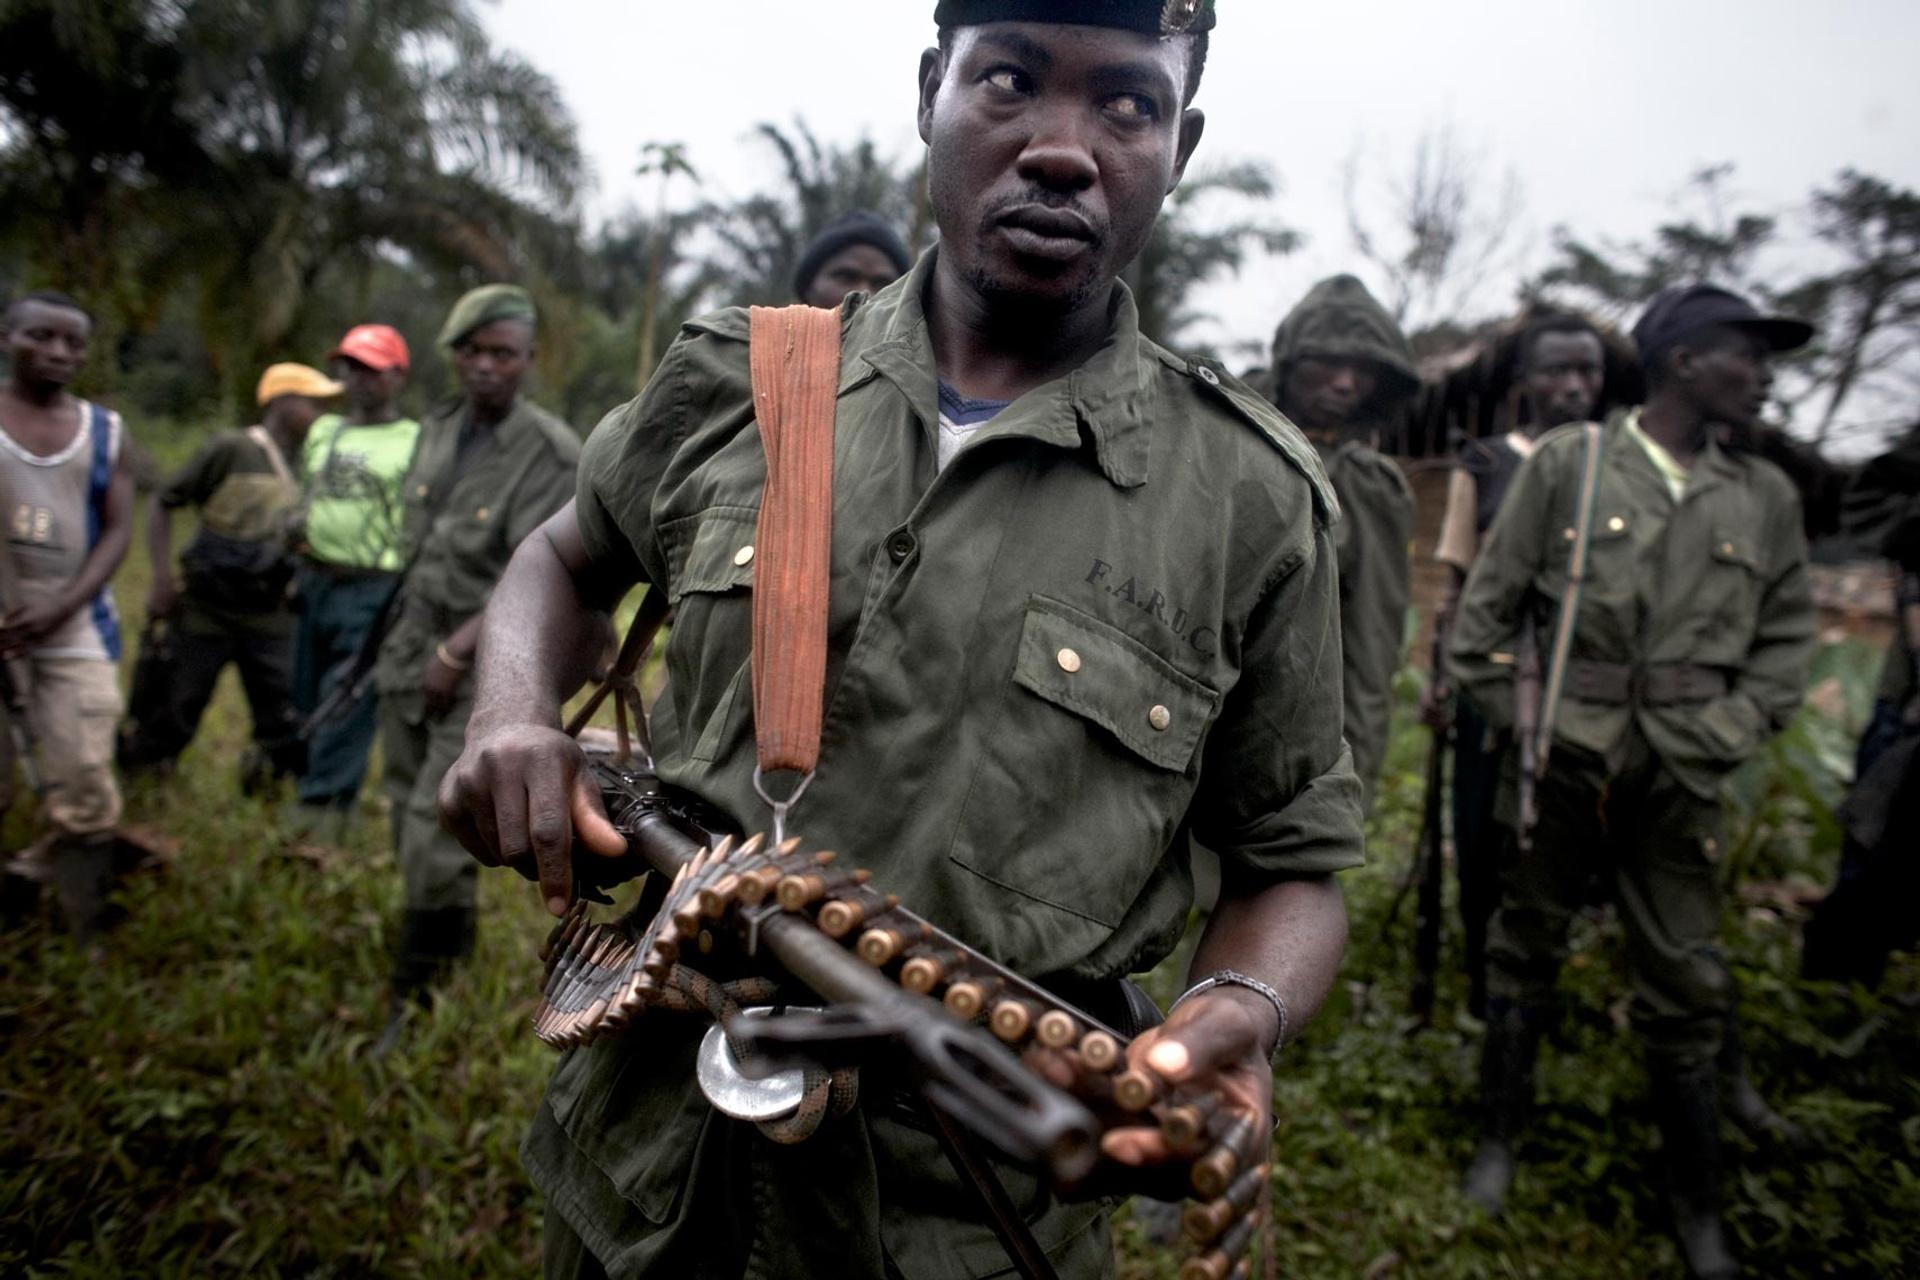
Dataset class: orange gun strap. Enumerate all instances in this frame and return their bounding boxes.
[747,304,841,776]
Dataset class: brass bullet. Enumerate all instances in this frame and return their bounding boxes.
[774,836,801,856]
[1113,1068,1160,1113]
[1177,1214,1254,1280]
[1035,1010,1079,1050]
[1190,1112,1255,1200]
[900,951,959,994]
[1078,1030,1122,1072]
[1181,1163,1267,1244]
[989,999,1035,1043]
[818,898,869,938]
[710,834,737,861]
[736,865,784,906]
[858,927,908,967]
[698,874,742,917]
[775,867,868,912]
[1160,1091,1223,1153]
[944,981,988,1020]
[738,833,767,859]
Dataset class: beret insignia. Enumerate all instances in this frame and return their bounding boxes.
[1161,0,1203,34]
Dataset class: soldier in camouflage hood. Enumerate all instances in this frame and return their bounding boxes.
[1265,275,1420,811]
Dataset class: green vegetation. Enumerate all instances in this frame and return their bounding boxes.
[3,523,1915,1276]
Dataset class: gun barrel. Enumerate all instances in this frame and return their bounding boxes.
[623,807,1101,1183]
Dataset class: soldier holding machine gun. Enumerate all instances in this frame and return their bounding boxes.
[1450,285,1818,1279]
[437,3,1363,1276]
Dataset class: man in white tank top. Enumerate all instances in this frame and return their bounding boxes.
[0,290,136,939]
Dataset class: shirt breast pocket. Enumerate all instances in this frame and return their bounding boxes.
[661,506,759,763]
[950,596,1221,930]
[1702,524,1764,629]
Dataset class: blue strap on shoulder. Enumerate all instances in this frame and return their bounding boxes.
[83,403,123,660]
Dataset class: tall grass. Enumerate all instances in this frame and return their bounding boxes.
[3,517,1914,1276]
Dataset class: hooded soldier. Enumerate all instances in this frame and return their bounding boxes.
[1265,275,1421,809]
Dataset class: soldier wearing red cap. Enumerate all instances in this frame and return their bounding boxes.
[285,323,421,837]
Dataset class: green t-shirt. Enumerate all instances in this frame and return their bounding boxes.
[299,413,421,571]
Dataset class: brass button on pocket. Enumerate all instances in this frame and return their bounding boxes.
[1148,705,1172,732]
[1607,515,1626,533]
[733,544,756,567]
[475,506,490,521]
[1720,541,1735,556]
[1056,648,1082,674]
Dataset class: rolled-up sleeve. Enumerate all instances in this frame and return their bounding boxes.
[574,339,697,588]
[1191,521,1366,877]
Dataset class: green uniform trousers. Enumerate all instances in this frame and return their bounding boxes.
[380,692,478,912]
[1485,730,1732,1071]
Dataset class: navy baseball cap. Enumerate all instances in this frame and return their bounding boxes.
[1632,284,1813,364]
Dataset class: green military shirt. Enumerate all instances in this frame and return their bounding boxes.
[374,397,580,711]
[531,250,1365,1279]
[159,427,297,544]
[1451,409,1817,798]
[1316,439,1414,809]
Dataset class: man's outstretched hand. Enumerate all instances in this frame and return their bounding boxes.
[437,723,628,917]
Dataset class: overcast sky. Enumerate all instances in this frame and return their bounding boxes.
[487,1,1920,379]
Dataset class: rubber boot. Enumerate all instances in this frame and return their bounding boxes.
[373,906,477,1057]
[1651,1062,1741,1280]
[1718,1016,1804,1147]
[1462,1001,1541,1215]
[50,832,121,941]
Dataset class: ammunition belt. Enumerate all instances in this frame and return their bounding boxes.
[533,760,1272,1280]
[1563,660,1730,707]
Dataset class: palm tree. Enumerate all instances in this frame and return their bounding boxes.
[1,0,585,405]
[1126,160,1300,351]
[705,119,929,307]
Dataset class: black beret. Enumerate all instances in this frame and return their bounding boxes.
[1632,284,1813,365]
[933,0,1216,35]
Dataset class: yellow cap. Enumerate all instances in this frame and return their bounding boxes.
[256,362,345,407]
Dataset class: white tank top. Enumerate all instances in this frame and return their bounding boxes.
[0,400,123,660]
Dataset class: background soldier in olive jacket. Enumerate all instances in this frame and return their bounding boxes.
[374,285,579,1052]
[1264,274,1420,811]
[1451,285,1816,1279]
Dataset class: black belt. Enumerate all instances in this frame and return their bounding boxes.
[1564,660,1730,707]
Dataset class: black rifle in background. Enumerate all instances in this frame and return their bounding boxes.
[0,652,42,797]
[1410,621,1449,1021]
[297,575,407,739]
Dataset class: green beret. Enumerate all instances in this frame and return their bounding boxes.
[933,0,1215,35]
[438,283,536,349]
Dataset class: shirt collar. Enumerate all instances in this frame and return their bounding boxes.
[848,247,1156,489]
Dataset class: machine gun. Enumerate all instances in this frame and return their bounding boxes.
[526,609,1270,1280]
[540,758,1270,1280]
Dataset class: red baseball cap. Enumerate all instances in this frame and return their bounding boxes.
[331,323,410,372]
